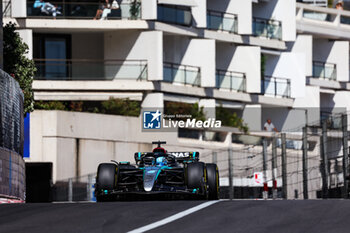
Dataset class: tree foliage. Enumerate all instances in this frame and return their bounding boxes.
[3,22,36,115]
[216,105,249,133]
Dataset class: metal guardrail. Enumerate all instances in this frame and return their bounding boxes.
[312,61,337,80]
[252,17,282,40]
[157,4,192,26]
[52,173,96,202]
[163,62,201,86]
[216,69,246,92]
[207,10,238,34]
[261,76,291,98]
[34,59,148,81]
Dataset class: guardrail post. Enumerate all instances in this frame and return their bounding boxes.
[212,152,217,164]
[281,133,287,199]
[321,120,329,199]
[342,114,349,199]
[228,148,234,200]
[262,138,268,199]
[302,126,309,199]
[272,136,277,199]
[68,178,73,202]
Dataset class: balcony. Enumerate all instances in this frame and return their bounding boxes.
[296,3,350,39]
[163,62,200,86]
[261,76,291,98]
[216,70,245,92]
[27,1,141,19]
[252,17,282,40]
[312,61,337,80]
[207,10,238,34]
[34,59,147,80]
[157,4,192,26]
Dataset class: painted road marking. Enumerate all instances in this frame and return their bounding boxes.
[127,200,221,233]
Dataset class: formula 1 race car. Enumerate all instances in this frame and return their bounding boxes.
[95,141,219,201]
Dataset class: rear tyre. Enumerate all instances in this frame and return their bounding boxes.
[186,162,207,198]
[96,163,117,202]
[206,163,219,200]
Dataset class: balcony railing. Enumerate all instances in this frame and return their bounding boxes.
[3,1,11,17]
[216,69,245,92]
[163,62,200,86]
[27,1,141,19]
[312,61,337,80]
[157,5,192,26]
[297,3,350,27]
[261,76,291,98]
[207,10,238,34]
[34,59,147,81]
[252,17,282,40]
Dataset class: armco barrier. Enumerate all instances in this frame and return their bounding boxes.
[0,69,25,201]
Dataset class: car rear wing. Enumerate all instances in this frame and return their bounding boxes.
[168,152,199,162]
[134,152,200,163]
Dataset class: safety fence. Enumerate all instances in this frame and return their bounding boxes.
[197,113,350,199]
[0,69,25,201]
[52,173,96,202]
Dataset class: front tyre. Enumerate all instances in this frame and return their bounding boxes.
[96,163,117,202]
[206,163,219,200]
[186,162,207,198]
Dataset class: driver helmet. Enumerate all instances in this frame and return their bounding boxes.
[156,156,167,166]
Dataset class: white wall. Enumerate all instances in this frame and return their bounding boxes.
[207,0,252,34]
[265,52,306,98]
[253,0,296,41]
[290,35,313,77]
[17,30,33,59]
[192,0,207,28]
[163,36,215,87]
[104,30,163,80]
[313,39,349,82]
[12,0,26,18]
[216,43,261,93]
[293,86,321,124]
[141,0,157,19]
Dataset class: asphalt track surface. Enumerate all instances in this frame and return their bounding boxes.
[1,200,350,233]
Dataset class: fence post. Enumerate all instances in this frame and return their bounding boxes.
[87,174,93,202]
[302,126,309,199]
[342,114,349,199]
[68,178,73,202]
[228,148,234,200]
[281,133,287,199]
[271,136,278,199]
[212,152,217,164]
[321,120,329,199]
[262,138,268,199]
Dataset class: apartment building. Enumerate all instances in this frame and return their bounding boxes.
[2,0,350,190]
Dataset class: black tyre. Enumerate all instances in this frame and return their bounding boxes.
[206,163,219,200]
[96,163,117,191]
[186,162,207,195]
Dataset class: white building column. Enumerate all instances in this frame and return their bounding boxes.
[141,0,157,20]
[199,99,216,119]
[12,0,27,18]
[242,104,261,132]
[141,93,164,110]
[17,29,33,59]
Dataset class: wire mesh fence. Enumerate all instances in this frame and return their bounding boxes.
[52,173,95,202]
[206,112,350,200]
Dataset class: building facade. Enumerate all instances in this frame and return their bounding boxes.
[3,0,350,199]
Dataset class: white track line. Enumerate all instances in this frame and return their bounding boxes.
[127,200,221,233]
